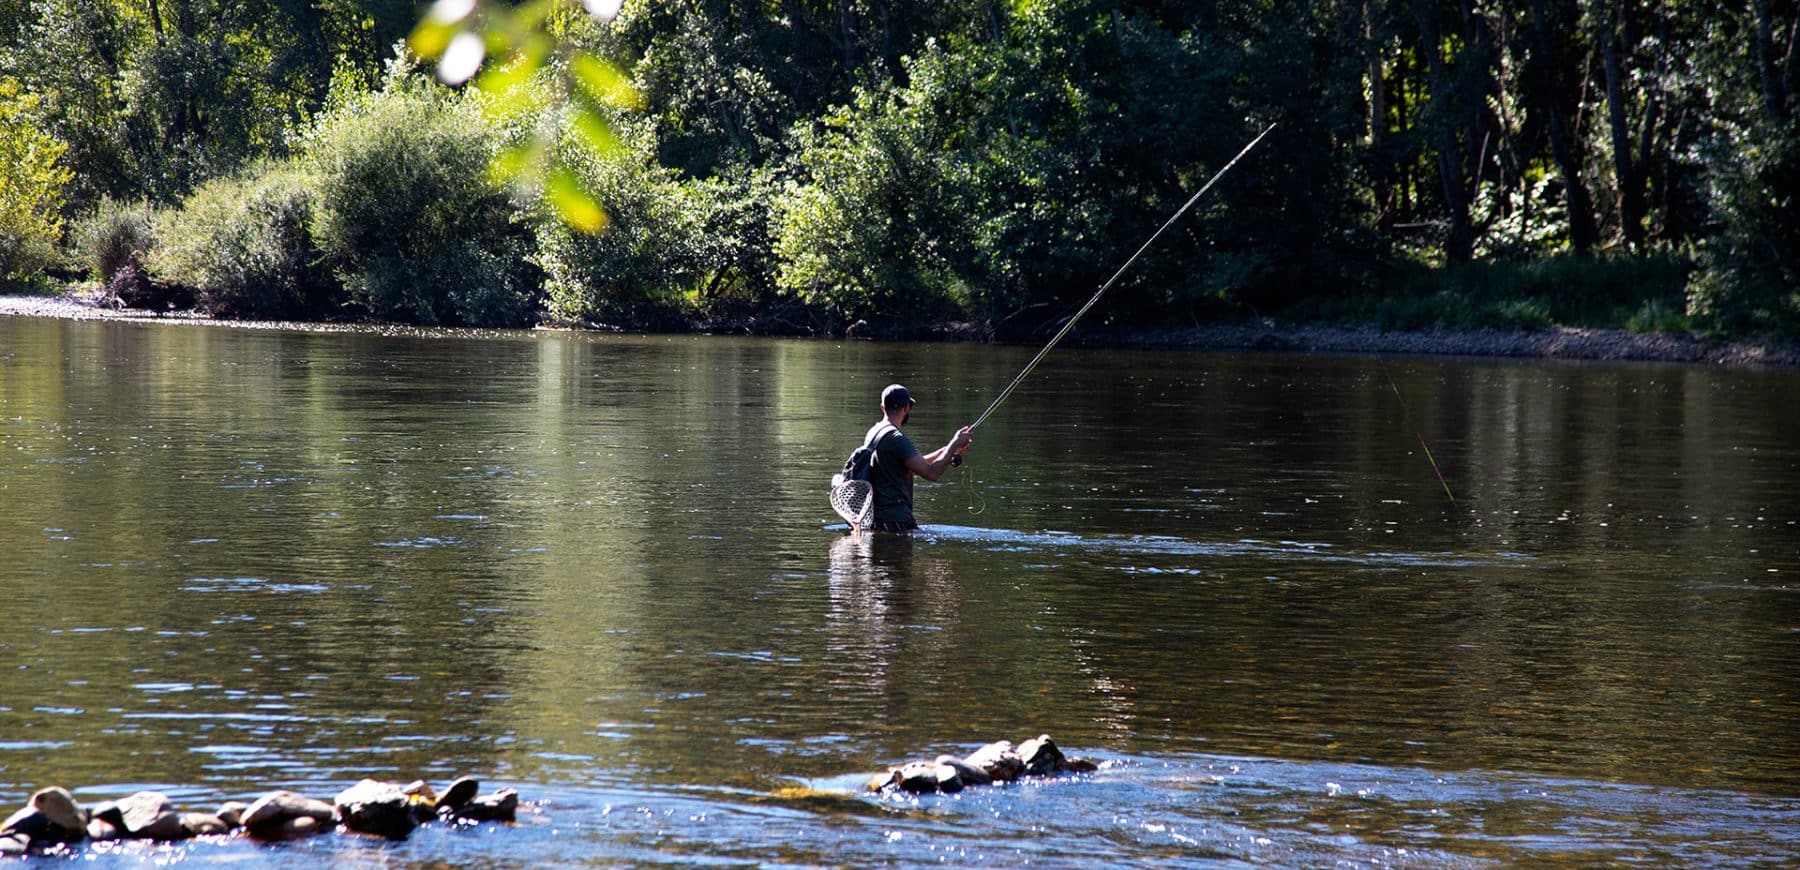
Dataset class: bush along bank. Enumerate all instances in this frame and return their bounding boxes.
[106,57,544,328]
[71,53,795,333]
[49,53,1793,343]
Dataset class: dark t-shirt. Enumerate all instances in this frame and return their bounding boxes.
[866,420,920,523]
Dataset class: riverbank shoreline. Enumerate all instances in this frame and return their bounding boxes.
[4,289,1796,367]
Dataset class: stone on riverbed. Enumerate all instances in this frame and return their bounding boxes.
[335,779,418,840]
[2,776,521,855]
[436,776,518,824]
[180,812,232,837]
[869,734,1100,796]
[1,787,88,847]
[241,790,337,841]
[214,801,248,828]
[109,791,188,841]
[963,740,1025,782]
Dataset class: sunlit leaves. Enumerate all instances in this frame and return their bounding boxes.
[407,0,640,234]
[546,165,607,233]
[0,78,73,285]
[570,52,642,111]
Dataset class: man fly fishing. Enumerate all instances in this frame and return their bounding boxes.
[861,384,972,532]
[829,125,1277,534]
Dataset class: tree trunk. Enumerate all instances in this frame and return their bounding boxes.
[1595,1,1646,249]
[1414,0,1475,261]
[1365,2,1394,230]
[1752,0,1790,120]
[839,0,860,74]
[147,0,164,45]
[1528,0,1598,251]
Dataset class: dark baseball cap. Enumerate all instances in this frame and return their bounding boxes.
[881,384,916,409]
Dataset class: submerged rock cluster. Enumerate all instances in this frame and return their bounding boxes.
[0,776,518,856]
[868,734,1099,795]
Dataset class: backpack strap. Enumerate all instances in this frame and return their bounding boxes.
[865,421,896,451]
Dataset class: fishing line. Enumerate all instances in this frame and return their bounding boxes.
[968,122,1277,433]
[1377,358,1455,502]
[962,456,986,515]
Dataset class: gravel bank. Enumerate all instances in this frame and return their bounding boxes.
[5,290,1795,366]
[1080,322,1800,366]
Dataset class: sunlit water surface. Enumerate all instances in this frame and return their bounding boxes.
[1,317,1795,866]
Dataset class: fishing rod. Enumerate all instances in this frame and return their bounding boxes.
[968,122,1277,433]
[1378,358,1456,502]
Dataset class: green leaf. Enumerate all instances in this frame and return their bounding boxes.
[546,165,608,234]
[407,20,458,60]
[570,101,619,154]
[488,143,536,186]
[570,52,642,111]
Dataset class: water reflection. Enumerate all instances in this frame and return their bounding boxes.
[2,316,1797,866]
[825,533,968,721]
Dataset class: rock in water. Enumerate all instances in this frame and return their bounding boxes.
[335,780,418,840]
[32,787,86,837]
[241,791,336,841]
[894,762,942,795]
[964,741,1025,782]
[446,789,518,824]
[268,815,322,840]
[179,813,231,837]
[0,833,28,856]
[933,763,965,794]
[214,801,248,829]
[436,776,480,813]
[934,756,993,787]
[1017,735,1066,776]
[116,791,188,841]
[2,787,87,846]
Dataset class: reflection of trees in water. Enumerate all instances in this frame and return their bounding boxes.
[1060,625,1138,740]
[0,322,541,790]
[824,534,965,726]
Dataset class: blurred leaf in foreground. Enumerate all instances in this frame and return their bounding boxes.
[408,0,636,234]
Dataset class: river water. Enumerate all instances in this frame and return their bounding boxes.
[0,315,1795,866]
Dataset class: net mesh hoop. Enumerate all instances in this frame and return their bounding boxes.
[829,475,874,529]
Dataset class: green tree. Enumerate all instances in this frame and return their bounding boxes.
[1,0,420,208]
[537,119,743,327]
[307,59,540,326]
[1685,0,1799,332]
[149,164,333,318]
[0,77,72,289]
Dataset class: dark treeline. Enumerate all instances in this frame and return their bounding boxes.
[1,0,1795,336]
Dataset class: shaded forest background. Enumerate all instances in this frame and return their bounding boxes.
[1,0,1795,337]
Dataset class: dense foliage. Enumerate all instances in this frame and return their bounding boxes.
[308,70,539,326]
[0,77,71,290]
[148,165,328,319]
[3,0,1796,335]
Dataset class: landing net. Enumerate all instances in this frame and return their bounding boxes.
[829,473,874,529]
